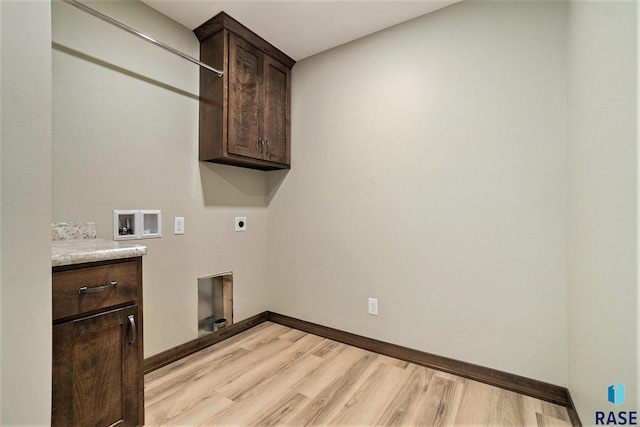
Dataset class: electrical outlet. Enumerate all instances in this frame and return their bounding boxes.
[174,217,185,235]
[235,217,247,232]
[368,298,378,315]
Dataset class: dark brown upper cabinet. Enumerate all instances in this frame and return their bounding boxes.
[195,12,295,170]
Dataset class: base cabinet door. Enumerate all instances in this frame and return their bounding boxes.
[52,305,142,427]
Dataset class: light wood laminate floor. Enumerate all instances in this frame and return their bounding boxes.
[145,322,571,426]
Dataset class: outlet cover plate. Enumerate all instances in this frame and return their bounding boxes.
[174,217,185,235]
[368,298,378,315]
[235,217,247,232]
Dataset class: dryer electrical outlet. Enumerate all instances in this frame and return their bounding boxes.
[235,217,247,232]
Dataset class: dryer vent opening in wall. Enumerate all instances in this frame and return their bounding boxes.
[197,272,233,337]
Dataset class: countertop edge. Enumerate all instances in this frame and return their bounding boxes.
[52,239,148,267]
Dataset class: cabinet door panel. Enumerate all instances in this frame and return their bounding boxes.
[52,305,141,427]
[263,56,290,165]
[73,312,124,427]
[228,33,262,159]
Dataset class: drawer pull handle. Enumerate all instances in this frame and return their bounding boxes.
[78,281,117,295]
[128,314,137,346]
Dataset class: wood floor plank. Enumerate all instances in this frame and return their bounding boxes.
[521,394,547,426]
[145,390,232,426]
[375,364,433,426]
[537,412,573,427]
[235,322,292,351]
[290,343,364,397]
[311,339,342,358]
[536,399,572,422]
[315,353,396,423]
[144,345,250,407]
[414,375,466,426]
[148,333,292,412]
[245,390,309,426]
[329,362,412,426]
[288,350,377,425]
[487,388,528,426]
[145,368,232,425]
[144,322,573,426]
[144,322,275,391]
[377,353,411,369]
[202,386,302,426]
[216,333,324,401]
[278,327,308,342]
[452,372,500,425]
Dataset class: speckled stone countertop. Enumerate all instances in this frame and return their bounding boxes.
[51,222,147,267]
[52,238,147,267]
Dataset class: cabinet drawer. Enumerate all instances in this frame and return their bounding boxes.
[53,259,141,321]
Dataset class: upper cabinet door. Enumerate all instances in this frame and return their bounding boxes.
[228,34,263,160]
[262,56,291,166]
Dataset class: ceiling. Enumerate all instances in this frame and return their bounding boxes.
[141,0,462,61]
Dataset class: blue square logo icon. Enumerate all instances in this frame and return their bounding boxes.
[608,382,626,407]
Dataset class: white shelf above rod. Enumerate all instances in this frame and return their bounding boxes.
[61,0,224,77]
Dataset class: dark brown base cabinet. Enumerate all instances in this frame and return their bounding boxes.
[195,12,295,171]
[52,257,144,427]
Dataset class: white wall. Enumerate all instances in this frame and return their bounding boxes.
[567,0,639,420]
[268,0,568,385]
[52,0,270,357]
[0,0,53,424]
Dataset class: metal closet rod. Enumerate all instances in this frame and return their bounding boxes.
[61,0,224,77]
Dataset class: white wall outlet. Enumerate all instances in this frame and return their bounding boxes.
[368,298,378,315]
[235,217,247,232]
[174,217,185,235]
